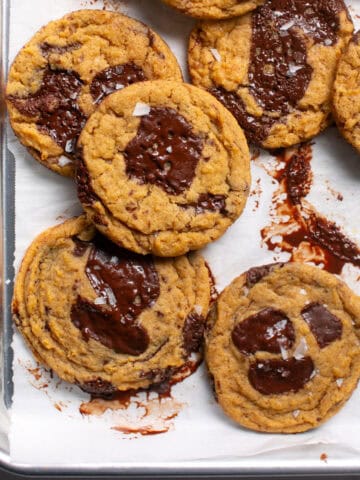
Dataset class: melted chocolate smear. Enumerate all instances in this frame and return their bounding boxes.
[301,302,342,348]
[261,145,360,274]
[286,145,313,205]
[90,63,146,104]
[8,68,86,154]
[246,263,284,288]
[183,313,205,355]
[210,0,342,145]
[232,308,295,355]
[71,234,159,355]
[249,357,314,395]
[124,107,204,195]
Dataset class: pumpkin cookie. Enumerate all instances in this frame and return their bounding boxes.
[76,80,250,257]
[188,0,353,148]
[12,216,212,394]
[333,32,360,154]
[206,263,360,433]
[161,0,265,19]
[6,10,182,176]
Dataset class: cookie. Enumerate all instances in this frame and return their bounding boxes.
[6,10,182,176]
[188,0,353,149]
[76,80,251,257]
[206,263,360,433]
[12,216,212,394]
[161,0,265,19]
[333,32,360,154]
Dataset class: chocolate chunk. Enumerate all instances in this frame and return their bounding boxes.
[286,145,313,205]
[191,193,227,214]
[210,0,343,144]
[71,234,159,355]
[80,378,117,398]
[183,312,205,355]
[248,357,314,395]
[124,107,203,195]
[76,156,99,206]
[40,42,81,57]
[90,63,146,104]
[246,263,284,288]
[8,67,86,154]
[72,237,89,257]
[301,303,342,348]
[232,308,295,355]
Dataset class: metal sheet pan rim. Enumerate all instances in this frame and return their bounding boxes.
[2,0,360,475]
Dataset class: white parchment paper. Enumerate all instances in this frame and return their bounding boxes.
[7,0,360,468]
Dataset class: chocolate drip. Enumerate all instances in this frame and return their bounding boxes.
[8,68,86,154]
[124,107,203,195]
[90,63,146,104]
[210,0,343,144]
[80,378,117,398]
[71,234,159,355]
[232,308,295,355]
[301,303,342,348]
[182,312,205,355]
[249,357,314,395]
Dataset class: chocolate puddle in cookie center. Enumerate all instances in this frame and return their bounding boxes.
[124,107,204,195]
[71,234,159,355]
[210,0,342,144]
[8,67,86,155]
[90,63,147,104]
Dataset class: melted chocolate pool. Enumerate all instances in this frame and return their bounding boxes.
[124,107,203,195]
[71,234,159,355]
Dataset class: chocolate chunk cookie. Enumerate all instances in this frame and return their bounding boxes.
[333,32,360,154]
[6,10,182,176]
[188,0,353,149]
[12,216,212,394]
[76,80,250,257]
[161,0,265,19]
[206,263,360,433]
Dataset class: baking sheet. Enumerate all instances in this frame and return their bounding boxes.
[6,0,360,471]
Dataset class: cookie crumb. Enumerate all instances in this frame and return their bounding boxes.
[320,453,328,463]
[336,378,343,388]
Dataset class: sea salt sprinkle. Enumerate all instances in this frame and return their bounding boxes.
[336,378,344,388]
[210,48,221,62]
[293,337,308,360]
[58,156,73,166]
[292,409,300,418]
[132,102,151,117]
[194,305,203,315]
[94,297,106,305]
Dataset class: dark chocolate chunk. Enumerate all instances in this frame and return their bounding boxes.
[182,312,205,355]
[246,263,284,288]
[232,308,295,355]
[210,0,343,144]
[192,193,227,214]
[80,378,117,397]
[301,302,342,348]
[71,234,159,355]
[40,42,81,57]
[286,145,313,205]
[76,156,99,206]
[90,63,146,104]
[8,67,86,154]
[248,357,314,395]
[124,107,203,195]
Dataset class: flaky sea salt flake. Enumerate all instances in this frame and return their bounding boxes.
[133,102,151,117]
[210,48,221,62]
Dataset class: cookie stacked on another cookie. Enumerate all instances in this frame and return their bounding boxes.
[333,32,360,154]
[6,9,183,176]
[12,216,213,394]
[75,80,251,257]
[206,263,360,433]
[188,0,353,148]
[161,0,265,19]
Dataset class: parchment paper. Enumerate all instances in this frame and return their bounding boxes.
[7,0,360,468]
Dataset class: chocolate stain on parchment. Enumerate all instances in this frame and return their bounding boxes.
[259,143,360,274]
